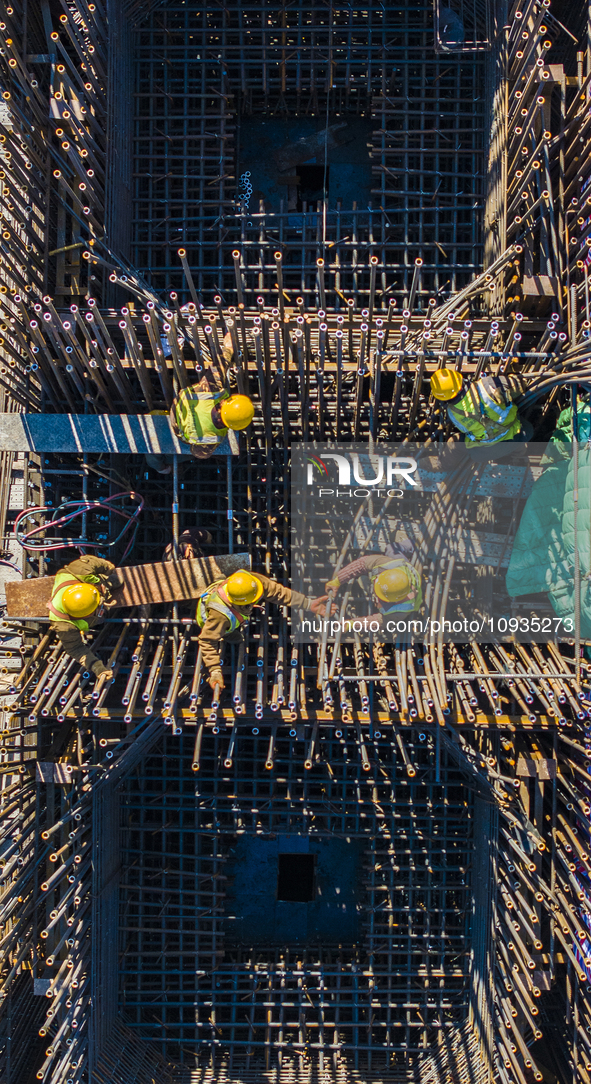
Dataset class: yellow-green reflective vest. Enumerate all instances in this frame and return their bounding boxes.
[447,379,521,447]
[368,558,423,614]
[175,388,229,446]
[48,569,101,632]
[196,579,248,633]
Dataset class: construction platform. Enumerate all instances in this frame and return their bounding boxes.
[1,3,591,1084]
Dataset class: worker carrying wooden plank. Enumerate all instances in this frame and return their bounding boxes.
[430,370,531,448]
[6,553,250,618]
[325,552,422,624]
[197,571,329,690]
[47,555,121,679]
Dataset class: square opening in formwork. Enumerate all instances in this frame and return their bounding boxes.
[277,852,315,901]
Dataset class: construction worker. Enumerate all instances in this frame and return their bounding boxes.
[325,552,422,624]
[197,570,330,690]
[163,527,213,562]
[145,377,255,473]
[430,369,529,448]
[171,384,254,460]
[48,555,121,679]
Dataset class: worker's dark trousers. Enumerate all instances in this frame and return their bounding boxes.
[224,630,244,644]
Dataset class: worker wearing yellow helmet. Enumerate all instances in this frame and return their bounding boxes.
[146,337,255,472]
[325,551,422,622]
[430,368,528,448]
[48,555,121,680]
[171,382,254,462]
[197,570,330,690]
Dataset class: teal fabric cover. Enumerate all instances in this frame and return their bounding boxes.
[506,404,591,636]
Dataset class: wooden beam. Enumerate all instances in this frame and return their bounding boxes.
[5,552,251,618]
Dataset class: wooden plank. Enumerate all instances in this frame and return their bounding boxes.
[517,755,557,779]
[5,553,251,618]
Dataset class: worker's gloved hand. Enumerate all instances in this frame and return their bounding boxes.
[222,331,234,363]
[209,670,225,692]
[309,595,336,618]
[325,578,340,595]
[99,587,113,608]
[92,661,113,680]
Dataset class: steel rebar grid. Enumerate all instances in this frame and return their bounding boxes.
[3,0,591,1082]
[116,728,475,1071]
[130,1,485,306]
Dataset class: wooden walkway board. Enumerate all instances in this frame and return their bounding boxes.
[5,553,251,618]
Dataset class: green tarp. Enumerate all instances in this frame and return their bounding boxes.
[506,404,591,637]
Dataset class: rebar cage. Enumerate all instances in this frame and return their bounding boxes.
[3,2,591,1084]
[118,731,477,1071]
[130,1,486,308]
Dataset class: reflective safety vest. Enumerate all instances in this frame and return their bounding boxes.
[447,378,521,447]
[196,579,250,634]
[48,569,101,632]
[174,387,229,446]
[368,558,423,615]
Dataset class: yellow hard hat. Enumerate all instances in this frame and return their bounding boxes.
[374,567,413,603]
[61,582,101,618]
[430,368,463,401]
[219,394,255,431]
[224,571,264,605]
